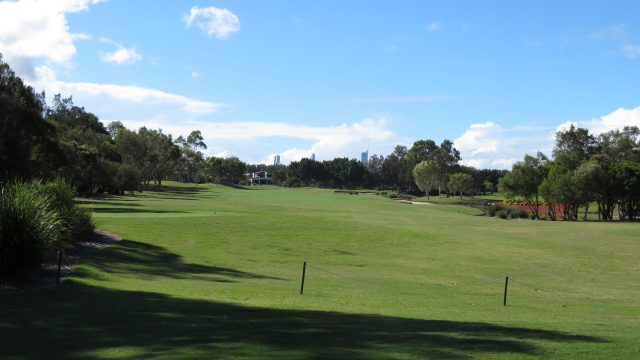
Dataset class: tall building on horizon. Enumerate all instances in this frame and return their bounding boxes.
[273,154,281,166]
[310,153,316,161]
[361,150,368,165]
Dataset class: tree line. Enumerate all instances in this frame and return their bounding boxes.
[499,125,640,221]
[0,55,253,193]
[2,54,508,195]
[245,142,506,195]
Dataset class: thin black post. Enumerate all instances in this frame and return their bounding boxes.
[503,276,509,306]
[300,261,307,294]
[56,251,63,285]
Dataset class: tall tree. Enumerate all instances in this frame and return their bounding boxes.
[448,172,475,199]
[412,160,438,199]
[499,152,549,219]
[0,54,54,181]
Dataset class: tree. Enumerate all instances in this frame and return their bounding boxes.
[448,173,474,199]
[46,95,118,194]
[412,160,438,199]
[271,168,287,185]
[553,125,597,170]
[107,121,125,140]
[174,130,207,184]
[483,180,495,194]
[381,146,406,190]
[612,161,640,221]
[499,152,549,219]
[432,140,461,195]
[367,154,384,187]
[137,128,181,186]
[539,162,582,220]
[222,157,247,183]
[0,54,54,181]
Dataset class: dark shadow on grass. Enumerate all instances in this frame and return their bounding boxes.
[76,200,143,207]
[91,208,187,214]
[146,184,208,194]
[77,240,284,282]
[218,182,254,190]
[0,281,607,359]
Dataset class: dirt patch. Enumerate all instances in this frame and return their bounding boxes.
[1,230,121,292]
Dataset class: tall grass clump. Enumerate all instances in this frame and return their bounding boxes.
[35,178,95,245]
[0,182,63,281]
[0,179,94,282]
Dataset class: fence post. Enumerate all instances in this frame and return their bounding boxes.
[56,251,63,285]
[503,276,509,306]
[300,261,307,294]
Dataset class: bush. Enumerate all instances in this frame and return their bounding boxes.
[496,210,508,219]
[34,178,95,245]
[66,206,95,243]
[0,182,63,281]
[287,176,302,188]
[486,202,507,217]
[389,193,413,200]
[509,209,522,219]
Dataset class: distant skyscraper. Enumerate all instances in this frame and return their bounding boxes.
[274,154,281,166]
[361,150,368,165]
[310,153,316,161]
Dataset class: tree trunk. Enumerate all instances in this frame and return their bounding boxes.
[583,202,589,221]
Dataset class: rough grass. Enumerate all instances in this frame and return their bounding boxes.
[1,182,638,359]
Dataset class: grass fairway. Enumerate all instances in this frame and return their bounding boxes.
[1,182,639,359]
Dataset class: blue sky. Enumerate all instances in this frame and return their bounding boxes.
[1,0,639,168]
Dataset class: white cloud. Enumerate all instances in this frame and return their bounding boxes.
[191,71,203,78]
[107,116,402,164]
[455,106,640,169]
[99,37,142,65]
[34,65,220,114]
[590,25,639,60]
[455,122,555,169]
[622,44,640,59]
[591,25,627,42]
[580,107,640,134]
[0,0,103,66]
[427,21,440,32]
[184,6,240,39]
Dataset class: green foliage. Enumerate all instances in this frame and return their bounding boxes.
[613,160,640,220]
[0,182,63,281]
[448,172,475,198]
[203,156,248,184]
[35,178,95,244]
[412,160,438,198]
[0,178,95,282]
[499,152,549,219]
[0,55,53,181]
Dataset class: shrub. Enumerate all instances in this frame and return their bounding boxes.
[496,210,508,219]
[519,209,530,219]
[34,178,95,245]
[0,182,63,281]
[66,206,95,243]
[37,178,75,210]
[486,202,506,217]
[287,176,302,188]
[486,204,498,217]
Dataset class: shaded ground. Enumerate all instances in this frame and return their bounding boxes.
[1,264,605,360]
[0,231,120,292]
